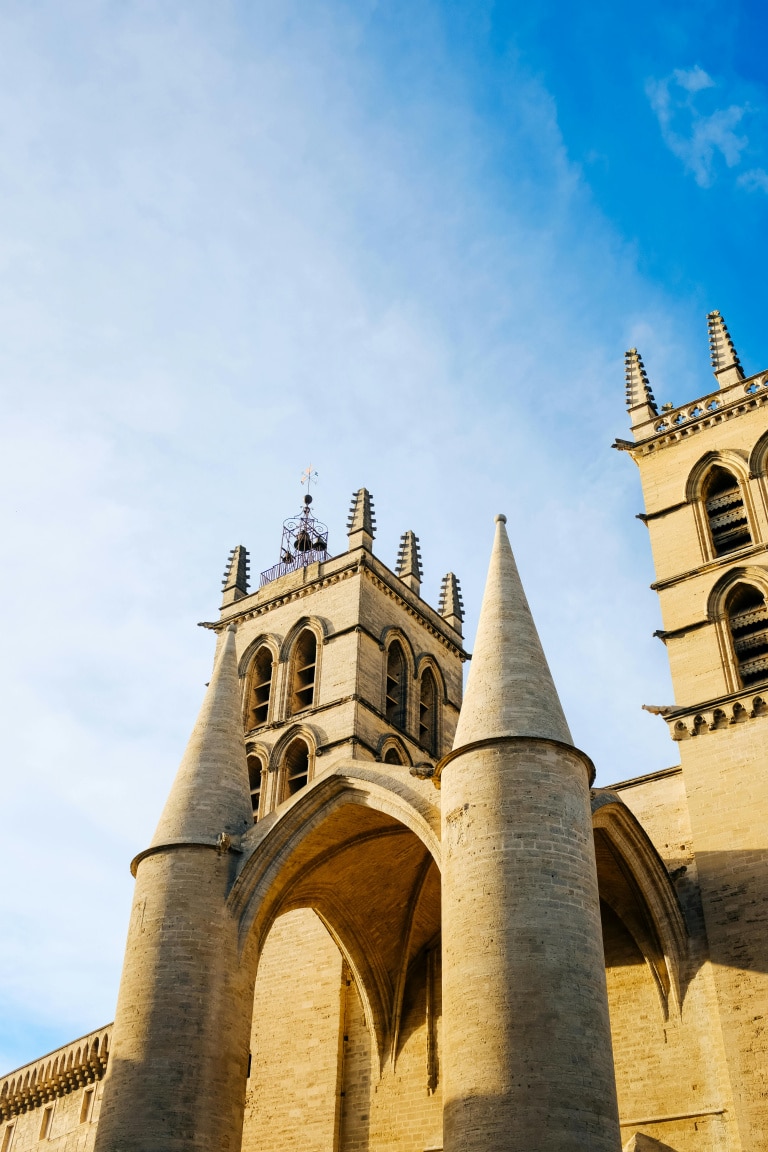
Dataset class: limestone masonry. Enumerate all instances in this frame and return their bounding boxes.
[3,310,768,1151]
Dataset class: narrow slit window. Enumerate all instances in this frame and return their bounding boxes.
[728,584,768,686]
[249,647,273,728]
[419,669,438,755]
[290,631,317,714]
[704,467,751,555]
[284,739,310,797]
[40,1105,53,1139]
[385,642,407,731]
[247,753,264,820]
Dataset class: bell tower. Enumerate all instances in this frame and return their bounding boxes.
[210,481,468,822]
[617,312,768,1148]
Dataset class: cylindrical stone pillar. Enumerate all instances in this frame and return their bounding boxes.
[441,735,622,1152]
[94,848,255,1152]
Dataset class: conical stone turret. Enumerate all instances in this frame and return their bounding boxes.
[440,515,621,1152]
[151,624,253,847]
[95,625,255,1152]
[396,530,423,594]
[708,309,744,387]
[625,347,658,432]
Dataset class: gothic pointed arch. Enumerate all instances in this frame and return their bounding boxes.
[280,619,325,717]
[686,450,755,560]
[591,790,687,1018]
[240,636,279,731]
[229,766,442,1077]
[378,734,413,766]
[382,630,415,733]
[268,724,320,805]
[707,565,768,692]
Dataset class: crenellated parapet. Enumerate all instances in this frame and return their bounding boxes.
[0,1025,111,1120]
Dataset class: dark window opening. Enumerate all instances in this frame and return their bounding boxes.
[384,746,404,765]
[728,583,768,686]
[247,753,264,820]
[290,631,317,714]
[419,669,438,755]
[284,739,310,796]
[704,467,751,556]
[249,647,273,727]
[386,642,407,730]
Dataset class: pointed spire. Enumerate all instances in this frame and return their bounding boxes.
[625,348,658,430]
[439,572,464,636]
[453,515,572,749]
[708,309,744,387]
[221,545,250,607]
[347,488,376,552]
[151,626,252,847]
[396,530,422,594]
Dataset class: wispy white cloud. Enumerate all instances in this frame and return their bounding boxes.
[646,66,750,187]
[738,167,768,192]
[0,0,688,1072]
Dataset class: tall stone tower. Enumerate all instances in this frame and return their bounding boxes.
[618,312,768,1148]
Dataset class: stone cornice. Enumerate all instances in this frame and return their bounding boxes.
[0,1026,111,1120]
[615,367,768,458]
[433,735,595,788]
[650,540,768,592]
[649,686,768,740]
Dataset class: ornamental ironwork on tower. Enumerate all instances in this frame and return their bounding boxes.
[259,471,330,587]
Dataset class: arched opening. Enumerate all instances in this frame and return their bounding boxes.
[290,630,317,714]
[247,753,265,820]
[283,738,310,798]
[385,641,407,731]
[248,647,274,728]
[384,746,404,765]
[703,466,751,555]
[727,582,768,686]
[418,669,438,755]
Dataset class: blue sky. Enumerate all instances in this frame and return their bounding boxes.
[1,0,766,1072]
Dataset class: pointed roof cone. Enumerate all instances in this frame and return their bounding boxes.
[151,625,253,847]
[347,488,376,551]
[221,545,250,607]
[453,515,572,748]
[439,572,464,636]
[396,530,422,594]
[625,348,658,431]
[708,310,744,387]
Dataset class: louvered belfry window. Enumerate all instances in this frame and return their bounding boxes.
[284,739,310,796]
[419,669,438,755]
[386,642,407,730]
[290,630,317,714]
[728,584,768,686]
[247,753,264,820]
[249,647,273,727]
[704,467,751,556]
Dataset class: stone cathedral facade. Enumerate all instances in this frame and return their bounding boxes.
[3,311,768,1152]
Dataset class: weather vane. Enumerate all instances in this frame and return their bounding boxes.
[301,465,318,495]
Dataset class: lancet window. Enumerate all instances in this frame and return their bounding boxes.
[419,669,438,755]
[385,641,407,730]
[247,752,265,820]
[728,584,768,686]
[248,646,274,728]
[283,738,310,797]
[704,467,751,555]
[290,630,317,714]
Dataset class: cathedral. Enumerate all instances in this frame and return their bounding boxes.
[2,310,768,1152]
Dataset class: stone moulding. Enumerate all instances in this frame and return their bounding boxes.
[0,1026,111,1120]
[657,687,768,740]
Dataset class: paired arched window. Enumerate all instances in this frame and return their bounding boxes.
[385,641,407,730]
[419,669,438,755]
[290,630,317,714]
[248,646,274,728]
[247,752,264,820]
[283,738,310,797]
[727,583,768,687]
[703,467,751,556]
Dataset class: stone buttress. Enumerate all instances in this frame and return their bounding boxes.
[439,515,622,1152]
[93,626,254,1152]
